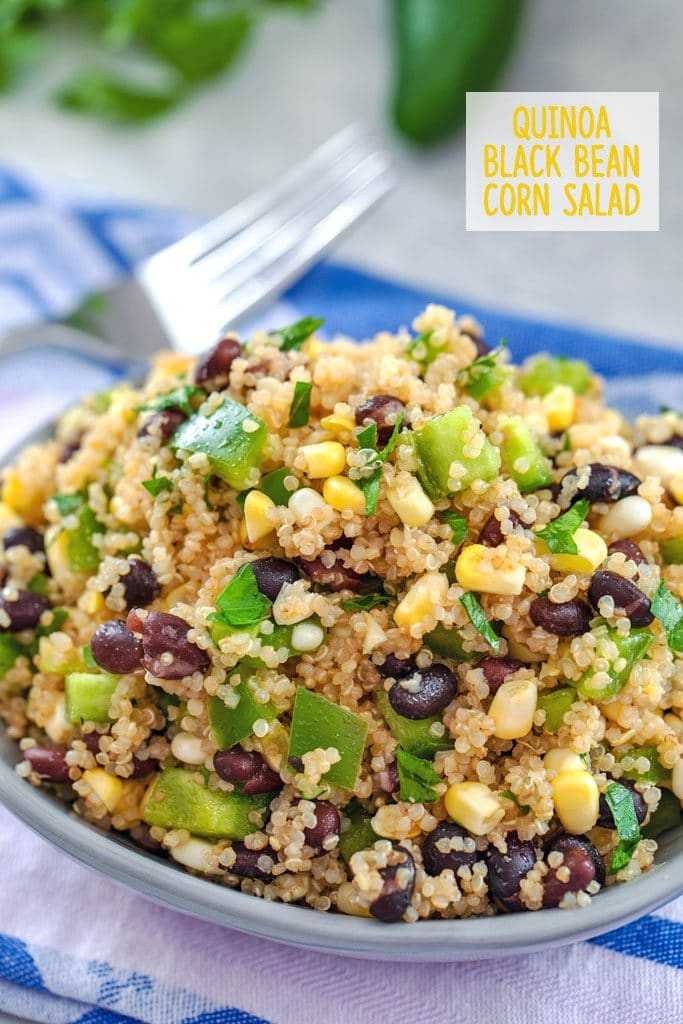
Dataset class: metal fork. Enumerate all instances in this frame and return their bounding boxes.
[0,125,393,361]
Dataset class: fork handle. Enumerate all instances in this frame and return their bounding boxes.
[0,322,145,372]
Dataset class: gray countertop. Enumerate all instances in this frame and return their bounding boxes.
[0,0,680,344]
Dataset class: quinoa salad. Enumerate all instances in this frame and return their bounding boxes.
[1,306,682,924]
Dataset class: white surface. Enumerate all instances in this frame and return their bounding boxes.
[0,0,681,342]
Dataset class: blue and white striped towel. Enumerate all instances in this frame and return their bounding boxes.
[0,163,681,1024]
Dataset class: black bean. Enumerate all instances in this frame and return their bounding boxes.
[422,822,478,875]
[229,842,274,881]
[588,571,653,627]
[480,510,522,547]
[130,822,164,854]
[542,834,605,908]
[242,763,282,795]
[0,591,51,632]
[22,744,70,784]
[195,336,241,389]
[375,762,399,794]
[251,557,301,601]
[82,732,102,755]
[137,611,210,679]
[665,434,683,451]
[91,619,143,673]
[304,801,341,853]
[3,526,44,554]
[137,408,186,443]
[388,663,456,719]
[214,747,261,783]
[596,782,647,829]
[131,753,159,779]
[119,557,161,610]
[478,656,523,695]
[485,834,538,912]
[375,652,419,679]
[354,394,405,447]
[529,596,592,637]
[369,847,416,922]
[557,464,641,508]
[297,551,374,594]
[608,539,647,566]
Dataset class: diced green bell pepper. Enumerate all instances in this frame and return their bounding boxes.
[538,686,576,733]
[642,789,682,839]
[498,416,553,493]
[424,622,476,662]
[288,687,368,791]
[659,536,683,565]
[171,398,267,491]
[65,507,104,573]
[376,688,451,759]
[618,744,671,784]
[517,355,592,397]
[575,628,653,701]
[27,573,49,595]
[208,661,277,750]
[143,768,270,840]
[65,671,119,723]
[0,635,21,677]
[412,406,501,499]
[209,617,325,662]
[339,802,377,865]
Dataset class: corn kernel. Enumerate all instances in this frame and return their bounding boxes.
[536,528,607,574]
[551,770,599,834]
[672,758,683,801]
[243,490,276,543]
[444,781,505,836]
[489,676,537,739]
[302,338,326,358]
[599,496,652,541]
[455,544,525,596]
[152,352,194,379]
[543,748,584,775]
[394,571,448,628]
[386,474,435,528]
[83,767,124,814]
[321,412,355,436]
[670,473,683,506]
[501,629,543,663]
[371,804,421,839]
[44,695,73,743]
[322,475,366,514]
[541,385,576,432]
[300,441,346,479]
[81,591,105,616]
[46,530,72,580]
[336,881,372,918]
[362,613,387,654]
[0,501,21,534]
[1,468,44,525]
[170,836,222,875]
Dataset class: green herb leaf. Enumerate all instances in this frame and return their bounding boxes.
[651,581,683,653]
[142,476,173,497]
[261,467,297,506]
[396,747,440,804]
[536,499,590,555]
[57,70,182,123]
[441,511,468,547]
[500,789,530,814]
[459,592,501,653]
[271,316,324,352]
[357,413,405,516]
[83,644,97,670]
[52,493,84,516]
[341,591,392,613]
[356,423,378,450]
[215,563,272,628]
[460,344,509,400]
[288,381,313,428]
[139,385,204,417]
[605,782,641,874]
[407,329,445,367]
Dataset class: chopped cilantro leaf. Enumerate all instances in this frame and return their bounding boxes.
[441,511,468,547]
[500,790,530,814]
[651,581,683,654]
[396,747,440,803]
[271,316,324,352]
[459,592,501,653]
[341,591,392,613]
[139,385,204,416]
[357,412,405,516]
[83,644,97,670]
[536,499,590,555]
[261,467,297,506]
[605,782,641,874]
[142,476,173,497]
[52,493,84,516]
[288,381,313,428]
[215,563,272,627]
[356,423,378,450]
[460,343,509,400]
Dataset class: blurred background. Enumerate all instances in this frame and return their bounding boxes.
[0,0,680,343]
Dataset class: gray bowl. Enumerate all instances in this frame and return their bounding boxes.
[0,421,681,961]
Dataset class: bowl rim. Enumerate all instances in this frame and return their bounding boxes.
[1,415,682,962]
